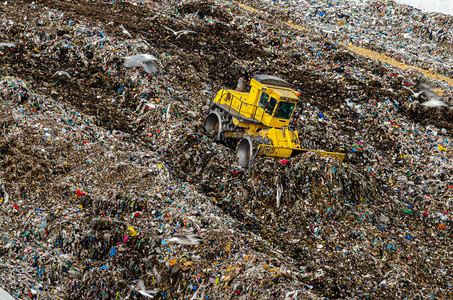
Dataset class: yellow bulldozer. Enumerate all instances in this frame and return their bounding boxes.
[204,75,345,167]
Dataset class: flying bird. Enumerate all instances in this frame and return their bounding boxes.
[84,37,110,48]
[417,83,451,107]
[54,71,71,78]
[0,42,15,47]
[163,25,196,39]
[320,25,336,35]
[402,32,412,39]
[123,54,158,74]
[135,99,166,115]
[167,234,203,245]
[137,279,159,298]
[403,86,423,98]
[405,68,420,74]
[120,24,132,38]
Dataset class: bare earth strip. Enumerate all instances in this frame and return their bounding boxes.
[285,21,308,31]
[235,1,259,12]
[344,43,453,88]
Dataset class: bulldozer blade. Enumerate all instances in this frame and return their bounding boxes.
[290,149,309,158]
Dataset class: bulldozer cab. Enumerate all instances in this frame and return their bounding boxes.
[258,91,296,118]
[250,75,299,128]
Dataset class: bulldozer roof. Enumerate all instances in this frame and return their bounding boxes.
[253,75,299,99]
[253,74,291,88]
[271,87,299,100]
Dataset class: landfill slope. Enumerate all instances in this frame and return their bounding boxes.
[0,0,452,299]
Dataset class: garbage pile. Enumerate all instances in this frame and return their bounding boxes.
[0,0,452,299]
[250,0,453,78]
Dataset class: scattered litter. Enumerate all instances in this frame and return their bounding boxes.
[0,0,452,299]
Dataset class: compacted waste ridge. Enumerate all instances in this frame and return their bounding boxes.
[0,0,452,299]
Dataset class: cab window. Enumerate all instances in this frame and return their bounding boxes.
[259,92,269,107]
[268,97,277,113]
[259,92,277,113]
[274,102,296,119]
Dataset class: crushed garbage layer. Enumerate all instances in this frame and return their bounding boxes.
[0,0,452,299]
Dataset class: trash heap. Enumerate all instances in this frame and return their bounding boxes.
[0,0,452,299]
[248,0,453,78]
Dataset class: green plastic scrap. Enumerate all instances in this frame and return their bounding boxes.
[402,208,413,215]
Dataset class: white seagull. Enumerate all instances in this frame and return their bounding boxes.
[403,86,423,98]
[137,279,159,298]
[320,25,336,35]
[54,71,71,78]
[418,83,451,107]
[84,37,111,48]
[120,24,132,38]
[135,99,166,114]
[123,54,158,74]
[163,25,196,39]
[167,234,204,245]
[0,42,15,47]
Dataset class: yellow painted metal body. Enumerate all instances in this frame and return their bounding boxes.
[210,76,345,162]
[212,78,299,128]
